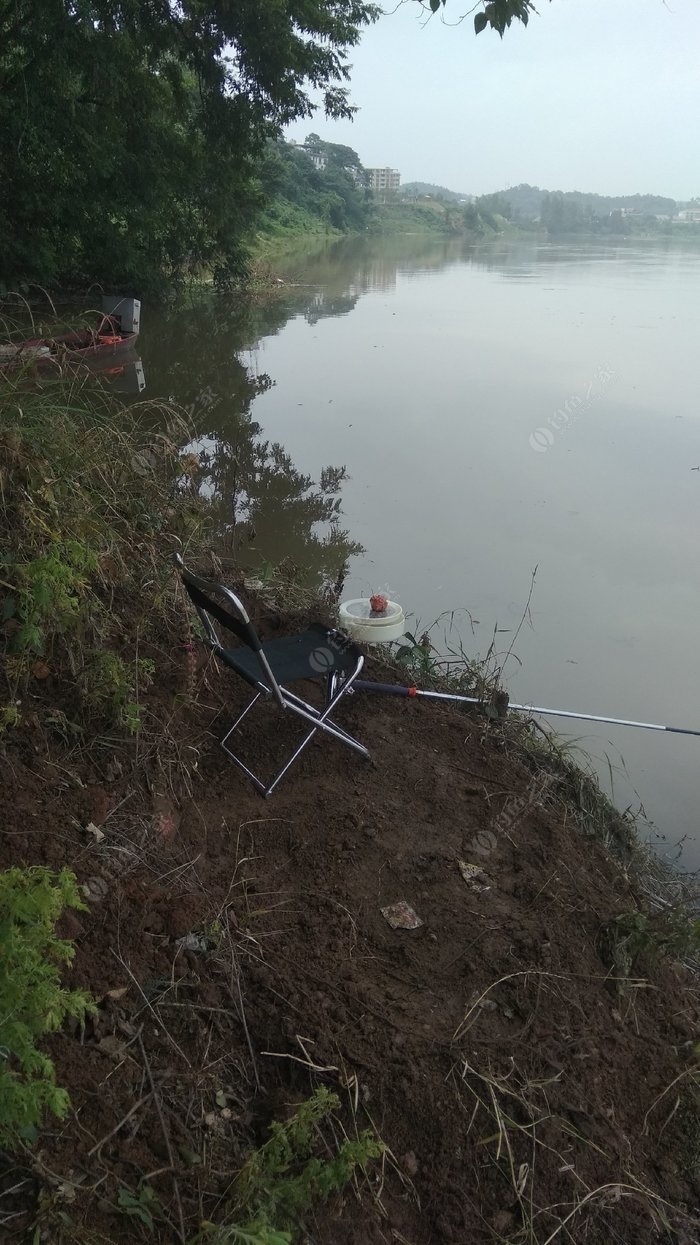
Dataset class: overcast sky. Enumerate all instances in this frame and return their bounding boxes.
[284,0,700,199]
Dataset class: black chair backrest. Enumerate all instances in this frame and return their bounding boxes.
[182,572,262,653]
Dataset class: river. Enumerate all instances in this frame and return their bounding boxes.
[139,234,700,868]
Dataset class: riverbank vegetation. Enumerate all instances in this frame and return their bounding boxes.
[2,361,700,1242]
[253,137,375,252]
[0,0,381,293]
[0,0,593,297]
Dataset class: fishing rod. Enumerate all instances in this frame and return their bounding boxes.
[352,680,700,739]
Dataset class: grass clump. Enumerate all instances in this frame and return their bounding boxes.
[598,907,700,992]
[0,866,95,1147]
[0,363,201,733]
[195,1086,384,1245]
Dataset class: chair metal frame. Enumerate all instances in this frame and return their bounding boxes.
[175,554,369,797]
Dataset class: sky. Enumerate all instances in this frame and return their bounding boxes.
[284,0,700,200]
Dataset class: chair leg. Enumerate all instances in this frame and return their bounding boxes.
[221,691,262,742]
[220,693,268,795]
[219,659,369,798]
[262,657,369,797]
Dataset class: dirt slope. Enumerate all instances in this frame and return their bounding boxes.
[2,614,699,1244]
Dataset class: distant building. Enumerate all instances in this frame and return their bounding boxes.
[677,209,700,223]
[302,147,327,171]
[366,167,400,193]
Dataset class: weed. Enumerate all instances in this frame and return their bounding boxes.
[195,1226,291,1245]
[194,1086,384,1244]
[0,703,20,732]
[81,651,156,733]
[0,867,95,1146]
[0,363,202,735]
[6,540,99,655]
[116,1183,161,1230]
[598,908,700,989]
[392,629,441,677]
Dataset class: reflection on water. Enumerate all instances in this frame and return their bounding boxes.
[139,291,364,588]
[139,236,700,867]
[102,354,146,394]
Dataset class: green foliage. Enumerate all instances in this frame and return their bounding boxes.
[392,630,442,677]
[475,191,513,224]
[539,189,676,237]
[472,0,543,35]
[0,867,95,1147]
[399,181,469,202]
[0,704,20,732]
[116,1184,161,1230]
[372,200,459,236]
[0,0,379,289]
[473,184,678,224]
[7,540,99,655]
[81,652,155,733]
[195,1087,383,1242]
[196,1226,291,1245]
[0,366,198,732]
[598,908,700,992]
[424,0,545,35]
[255,138,374,243]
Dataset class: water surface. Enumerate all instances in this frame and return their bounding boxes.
[141,236,700,866]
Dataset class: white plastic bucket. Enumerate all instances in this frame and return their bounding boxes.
[339,598,406,644]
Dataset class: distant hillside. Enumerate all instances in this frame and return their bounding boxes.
[253,136,374,250]
[399,181,472,203]
[489,184,677,221]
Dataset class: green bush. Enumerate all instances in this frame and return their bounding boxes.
[193,1087,384,1244]
[0,867,95,1147]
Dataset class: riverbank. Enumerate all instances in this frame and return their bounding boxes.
[2,369,700,1244]
[250,198,489,264]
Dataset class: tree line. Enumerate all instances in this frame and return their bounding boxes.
[0,0,378,292]
[0,0,544,293]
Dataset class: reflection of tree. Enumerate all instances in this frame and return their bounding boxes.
[304,291,359,325]
[139,294,362,588]
[199,436,362,577]
[141,233,607,589]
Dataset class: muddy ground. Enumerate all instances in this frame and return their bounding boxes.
[1,595,700,1244]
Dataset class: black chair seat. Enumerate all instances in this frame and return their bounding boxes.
[219,624,361,689]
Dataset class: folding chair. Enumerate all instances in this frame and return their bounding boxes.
[175,554,370,797]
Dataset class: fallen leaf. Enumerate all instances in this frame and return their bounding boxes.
[32,659,50,680]
[516,1163,529,1195]
[105,986,129,1001]
[85,822,105,843]
[131,447,159,476]
[381,901,423,930]
[54,1182,77,1204]
[458,860,491,892]
[96,1034,127,1059]
[176,932,208,952]
[82,876,109,903]
[401,1150,419,1177]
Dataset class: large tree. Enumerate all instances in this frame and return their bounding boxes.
[0,0,378,289]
